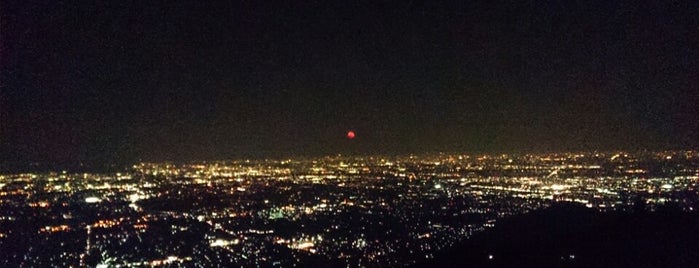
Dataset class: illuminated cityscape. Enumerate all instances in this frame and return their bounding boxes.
[1,151,698,267]
[3,0,698,267]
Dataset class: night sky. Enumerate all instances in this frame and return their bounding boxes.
[1,0,698,169]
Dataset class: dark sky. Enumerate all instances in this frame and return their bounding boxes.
[1,0,698,168]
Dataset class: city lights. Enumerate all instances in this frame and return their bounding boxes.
[1,151,698,266]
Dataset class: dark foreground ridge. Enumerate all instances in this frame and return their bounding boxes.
[413,203,699,268]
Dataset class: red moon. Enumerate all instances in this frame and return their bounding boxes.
[346,131,356,139]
